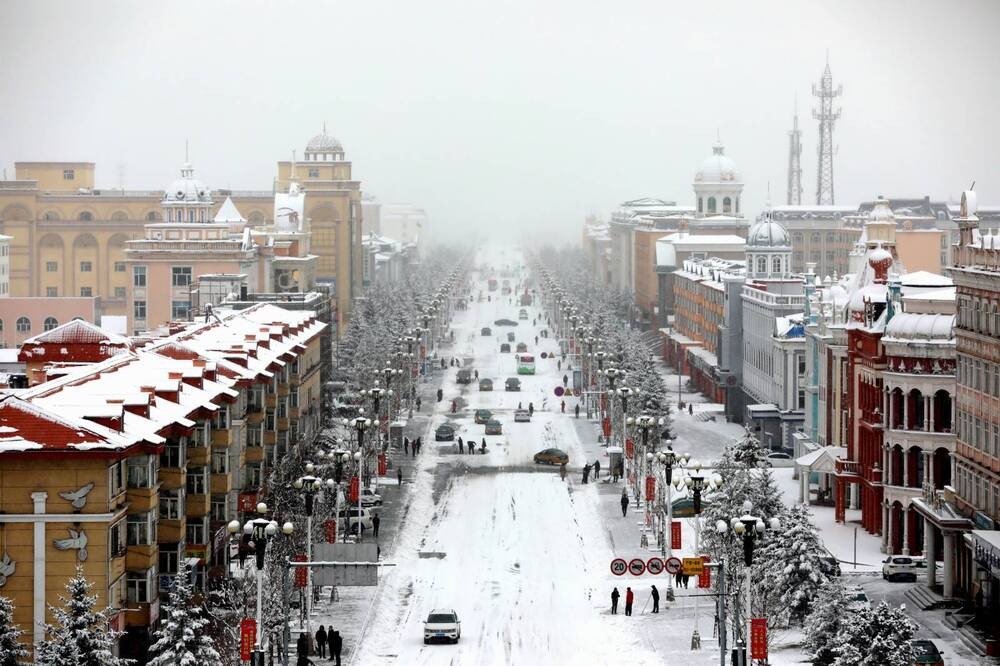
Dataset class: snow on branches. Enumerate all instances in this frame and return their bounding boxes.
[149,559,221,666]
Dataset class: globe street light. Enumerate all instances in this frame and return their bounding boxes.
[244,503,293,666]
[655,441,691,561]
[294,463,332,653]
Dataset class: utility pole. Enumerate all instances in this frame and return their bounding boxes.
[786,98,803,206]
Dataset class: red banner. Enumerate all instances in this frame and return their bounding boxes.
[671,521,682,550]
[349,476,360,504]
[377,453,387,476]
[602,416,611,438]
[625,438,634,458]
[601,394,607,412]
[698,556,711,588]
[751,618,768,659]
[237,492,258,513]
[293,554,307,588]
[645,475,655,502]
[240,618,256,661]
[324,519,337,544]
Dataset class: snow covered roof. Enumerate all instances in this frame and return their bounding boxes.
[0,395,132,453]
[274,182,305,232]
[883,312,955,343]
[213,196,246,224]
[900,271,952,288]
[795,446,847,472]
[656,234,745,268]
[19,319,134,364]
[22,319,129,346]
[694,141,741,184]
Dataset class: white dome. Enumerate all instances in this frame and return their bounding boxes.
[306,130,343,153]
[868,197,895,223]
[163,163,211,204]
[747,218,791,249]
[695,142,741,184]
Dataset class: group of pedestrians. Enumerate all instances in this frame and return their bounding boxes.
[299,626,342,665]
[580,459,601,484]
[403,436,423,457]
[456,436,487,454]
[609,585,660,616]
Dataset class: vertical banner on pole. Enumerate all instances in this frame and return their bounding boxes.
[324,519,337,544]
[625,438,634,458]
[671,521,682,550]
[750,618,768,660]
[377,453,387,476]
[698,556,711,588]
[293,554,307,588]
[240,618,256,662]
[645,475,656,502]
[349,476,360,504]
[602,417,611,438]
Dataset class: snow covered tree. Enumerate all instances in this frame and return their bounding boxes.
[754,503,837,626]
[802,580,850,665]
[35,566,134,666]
[830,601,916,666]
[0,595,27,666]
[148,559,220,666]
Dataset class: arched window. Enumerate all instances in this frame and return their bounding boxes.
[43,317,58,331]
[707,197,717,214]
[723,197,732,214]
[16,317,30,333]
[110,211,128,221]
[756,257,766,274]
[43,211,60,221]
[78,211,93,221]
[772,256,782,274]
[146,211,161,221]
[697,198,703,214]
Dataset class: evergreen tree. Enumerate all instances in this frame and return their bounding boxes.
[803,581,850,666]
[0,595,27,666]
[35,567,134,666]
[831,601,916,666]
[149,560,221,666]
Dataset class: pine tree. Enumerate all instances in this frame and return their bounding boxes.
[35,566,134,666]
[830,601,916,666]
[802,580,850,665]
[0,595,27,666]
[149,559,221,666]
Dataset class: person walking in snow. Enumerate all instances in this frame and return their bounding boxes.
[528,403,534,416]
[403,437,409,455]
[330,630,343,666]
[560,400,565,413]
[315,626,328,658]
[397,467,403,485]
[562,374,568,387]
[481,437,487,454]
[560,463,567,481]
[574,403,580,419]
[650,585,660,613]
[416,437,422,454]
[611,587,620,614]
[458,436,464,454]
[582,463,591,484]
[416,397,422,411]
[557,359,562,371]
[620,489,629,517]
[593,459,600,480]
[625,587,634,616]
[372,513,380,538]
[674,570,683,588]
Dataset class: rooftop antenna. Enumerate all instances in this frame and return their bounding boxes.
[813,54,842,204]
[185,139,189,163]
[291,149,297,182]
[787,94,803,205]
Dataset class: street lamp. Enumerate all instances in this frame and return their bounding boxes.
[678,461,723,649]
[353,417,372,541]
[293,463,332,653]
[655,440,690,561]
[244,503,294,666]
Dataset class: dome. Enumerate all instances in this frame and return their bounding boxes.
[306,127,343,153]
[163,162,211,204]
[868,197,895,223]
[695,142,741,184]
[747,217,791,249]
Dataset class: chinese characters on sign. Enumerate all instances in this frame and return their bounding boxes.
[240,618,256,661]
[671,521,682,550]
[293,554,307,588]
[751,617,767,659]
[645,476,655,501]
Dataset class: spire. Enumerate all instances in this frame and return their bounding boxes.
[813,55,842,204]
[185,139,189,163]
[787,96,803,205]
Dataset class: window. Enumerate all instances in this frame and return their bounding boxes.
[78,211,93,221]
[109,520,125,558]
[723,197,732,214]
[126,569,154,604]
[161,439,184,468]
[246,463,263,488]
[126,510,156,546]
[308,168,320,178]
[214,406,229,430]
[133,265,147,287]
[109,460,125,497]
[127,455,157,489]
[114,286,126,299]
[210,496,228,522]
[756,257,766,274]
[80,287,92,297]
[171,266,192,287]
[46,261,58,272]
[697,198,703,214]
[172,300,189,320]
[186,467,207,495]
[146,211,161,221]
[43,317,58,331]
[46,287,58,297]
[211,449,229,475]
[63,169,75,180]
[707,197,717,214]
[79,261,92,272]
[159,549,179,577]
[772,257,782,274]
[247,425,262,447]
[114,261,126,272]
[133,300,146,320]
[159,489,183,520]
[15,317,30,333]
[186,517,207,545]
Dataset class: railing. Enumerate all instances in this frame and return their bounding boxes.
[835,458,861,475]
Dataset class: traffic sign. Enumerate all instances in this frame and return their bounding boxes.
[610,558,627,576]
[554,386,565,397]
[645,557,664,575]
[682,557,705,576]
[665,557,682,575]
[628,558,646,576]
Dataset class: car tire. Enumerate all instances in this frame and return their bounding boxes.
[424,639,429,645]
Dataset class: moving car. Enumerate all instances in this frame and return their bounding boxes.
[424,609,461,644]
[500,343,511,353]
[456,369,473,384]
[336,507,374,534]
[435,423,455,441]
[534,448,569,465]
[518,309,529,320]
[505,377,521,391]
[514,409,531,422]
[882,555,918,582]
[474,409,493,424]
[479,378,493,391]
[516,342,528,353]
[480,327,492,336]
[507,332,516,342]
[765,451,794,468]
[910,639,944,666]
[494,318,518,327]
[485,419,502,435]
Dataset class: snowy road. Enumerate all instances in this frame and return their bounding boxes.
[353,250,662,665]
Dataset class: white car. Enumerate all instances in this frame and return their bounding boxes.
[514,409,531,423]
[337,507,375,534]
[424,608,461,644]
[349,488,383,508]
[882,555,918,581]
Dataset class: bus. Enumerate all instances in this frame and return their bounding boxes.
[515,353,535,375]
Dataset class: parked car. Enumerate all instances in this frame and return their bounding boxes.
[910,639,944,666]
[424,609,461,644]
[479,378,493,391]
[507,332,516,342]
[485,419,502,435]
[844,585,870,611]
[765,451,795,468]
[514,409,531,422]
[534,448,569,465]
[435,423,455,441]
[500,343,511,353]
[518,309,529,320]
[505,377,521,391]
[336,507,374,534]
[882,555,918,582]
[348,488,383,508]
[480,327,492,336]
[456,369,473,384]
[494,318,518,327]
[671,495,713,518]
[516,342,528,353]
[474,409,493,424]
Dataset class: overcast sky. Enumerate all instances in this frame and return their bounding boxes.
[2,0,998,243]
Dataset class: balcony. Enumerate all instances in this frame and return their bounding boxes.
[211,473,232,495]
[265,394,277,409]
[158,518,185,544]
[885,428,954,451]
[212,429,230,447]
[835,459,861,477]
[277,417,290,432]
[185,493,210,518]
[245,447,264,463]
[125,544,156,571]
[187,447,210,466]
[124,598,160,628]
[277,383,290,397]
[264,431,276,446]
[246,410,264,426]
[159,468,185,490]
[125,486,159,513]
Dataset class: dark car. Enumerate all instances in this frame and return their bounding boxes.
[474,409,493,424]
[494,319,518,327]
[479,378,493,391]
[505,377,521,391]
[516,342,528,353]
[480,327,492,336]
[507,332,516,342]
[435,424,455,441]
[485,419,502,435]
[500,343,511,353]
[534,448,569,465]
[910,639,944,666]
[456,369,473,384]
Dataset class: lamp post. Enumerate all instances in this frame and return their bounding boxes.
[616,386,633,487]
[244,503,293,666]
[655,441,690,561]
[593,350,607,417]
[636,415,657,529]
[679,462,723,649]
[293,464,332,653]
[353,417,372,539]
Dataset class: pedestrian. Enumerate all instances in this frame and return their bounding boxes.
[481,437,487,453]
[404,438,409,455]
[518,402,523,410]
[574,404,580,419]
[582,463,590,484]
[611,461,619,483]
[416,437,422,454]
[372,513,380,538]
[397,467,403,485]
[528,403,534,416]
[315,626,328,658]
[625,587,634,616]
[683,573,690,589]
[650,585,660,613]
[620,488,628,516]
[688,403,693,415]
[416,397,422,411]
[451,400,457,414]
[296,633,309,661]
[534,335,539,344]
[560,400,565,413]
[562,374,568,387]
[458,436,464,454]
[330,630,343,666]
[557,359,562,371]
[593,460,601,479]
[437,388,443,402]
[611,587,620,614]
[675,571,683,588]
[560,463,567,481]
[474,369,479,380]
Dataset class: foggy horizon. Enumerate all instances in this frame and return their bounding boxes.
[2,0,998,241]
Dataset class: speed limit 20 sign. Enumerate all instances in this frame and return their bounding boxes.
[610,558,627,576]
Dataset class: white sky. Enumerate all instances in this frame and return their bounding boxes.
[1,0,998,242]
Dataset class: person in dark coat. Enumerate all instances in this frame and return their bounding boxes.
[458,436,464,454]
[682,573,690,589]
[582,463,590,483]
[620,488,629,517]
[296,633,309,660]
[396,467,403,485]
[562,374,568,387]
[404,437,409,455]
[625,587,634,616]
[650,585,660,613]
[674,571,683,588]
[372,513,380,538]
[611,587,620,614]
[315,626,328,658]
[329,630,343,666]
[593,460,601,479]
[574,404,580,419]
